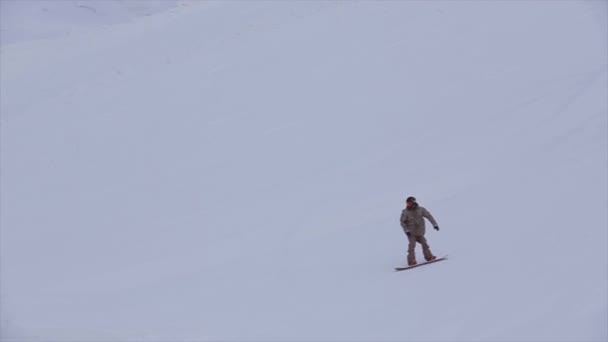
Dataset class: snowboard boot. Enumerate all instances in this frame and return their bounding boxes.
[425,255,437,262]
[408,260,417,266]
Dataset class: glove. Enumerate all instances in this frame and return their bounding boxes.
[434,226,439,231]
[405,232,411,237]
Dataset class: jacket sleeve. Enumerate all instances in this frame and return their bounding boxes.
[400,211,408,233]
[422,207,439,227]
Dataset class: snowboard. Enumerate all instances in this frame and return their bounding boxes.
[394,255,447,271]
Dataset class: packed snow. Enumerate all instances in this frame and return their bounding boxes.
[1,1,607,340]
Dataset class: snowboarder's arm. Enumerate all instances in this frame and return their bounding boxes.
[422,208,439,227]
[400,211,409,234]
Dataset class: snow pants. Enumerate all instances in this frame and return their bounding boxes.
[407,234,434,263]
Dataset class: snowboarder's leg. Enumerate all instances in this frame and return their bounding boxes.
[407,234,417,265]
[417,236,435,261]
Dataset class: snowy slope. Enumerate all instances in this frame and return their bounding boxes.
[0,0,188,45]
[1,1,607,341]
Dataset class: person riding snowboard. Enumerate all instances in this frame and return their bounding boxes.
[400,196,440,266]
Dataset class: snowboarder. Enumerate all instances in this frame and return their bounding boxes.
[400,196,440,266]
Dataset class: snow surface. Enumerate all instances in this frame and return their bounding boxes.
[1,1,607,340]
[0,0,187,45]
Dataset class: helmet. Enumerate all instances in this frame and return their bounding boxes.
[406,196,416,203]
